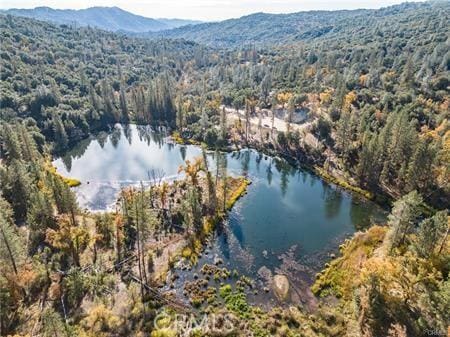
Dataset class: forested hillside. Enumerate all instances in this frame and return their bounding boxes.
[1,6,200,32]
[1,2,448,206]
[149,2,447,47]
[0,4,449,336]
[0,14,214,151]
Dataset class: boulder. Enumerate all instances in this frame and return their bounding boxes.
[257,266,273,283]
[214,255,223,265]
[273,274,289,301]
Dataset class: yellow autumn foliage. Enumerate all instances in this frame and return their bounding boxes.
[305,66,316,78]
[359,74,369,86]
[46,216,90,263]
[319,89,333,105]
[44,160,81,187]
[342,91,357,112]
[276,92,293,106]
[81,304,121,336]
[226,178,250,210]
[178,157,204,186]
[311,226,386,299]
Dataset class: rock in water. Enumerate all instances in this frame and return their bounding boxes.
[273,274,289,301]
[257,266,273,283]
[213,255,223,265]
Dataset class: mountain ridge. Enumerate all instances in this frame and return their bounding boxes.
[0,6,202,32]
[145,1,444,46]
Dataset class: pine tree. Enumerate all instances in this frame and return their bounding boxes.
[202,148,217,214]
[335,110,352,159]
[119,83,128,122]
[383,191,423,254]
[0,160,32,222]
[53,113,68,152]
[286,96,295,134]
[0,196,25,276]
[220,106,227,143]
[406,138,436,194]
[17,123,40,162]
[0,123,22,162]
[176,95,184,130]
[27,189,56,253]
[415,211,448,258]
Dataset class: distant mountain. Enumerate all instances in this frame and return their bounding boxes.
[1,6,201,32]
[157,18,202,29]
[148,2,445,47]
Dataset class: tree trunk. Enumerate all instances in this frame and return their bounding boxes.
[0,227,19,276]
[438,226,449,255]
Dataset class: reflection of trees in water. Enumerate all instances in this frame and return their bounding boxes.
[309,173,317,189]
[217,151,228,177]
[349,200,375,231]
[136,124,153,145]
[266,160,273,185]
[123,124,132,145]
[300,171,308,185]
[60,153,72,172]
[179,145,187,161]
[274,158,292,197]
[96,131,108,148]
[109,127,122,148]
[134,124,167,148]
[151,126,167,147]
[280,170,289,197]
[60,136,92,171]
[322,182,343,219]
[216,221,230,260]
[255,152,263,173]
[167,142,174,152]
[228,215,245,248]
[213,151,228,179]
[240,150,250,177]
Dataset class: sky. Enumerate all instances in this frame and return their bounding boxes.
[0,0,409,21]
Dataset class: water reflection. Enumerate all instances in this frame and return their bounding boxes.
[53,124,387,274]
[109,126,122,148]
[266,161,273,186]
[323,184,343,219]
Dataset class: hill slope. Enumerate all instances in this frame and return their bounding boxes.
[149,2,447,47]
[1,6,200,32]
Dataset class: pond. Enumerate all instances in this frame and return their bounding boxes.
[53,124,387,307]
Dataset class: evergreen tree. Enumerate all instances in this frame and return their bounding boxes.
[17,123,40,162]
[415,211,448,258]
[0,123,22,162]
[406,138,436,194]
[383,191,423,254]
[0,196,25,276]
[27,189,56,253]
[0,160,33,222]
[53,113,68,152]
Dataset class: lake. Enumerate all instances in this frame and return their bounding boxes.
[53,124,386,306]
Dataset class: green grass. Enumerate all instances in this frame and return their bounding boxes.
[226,178,250,210]
[311,225,386,299]
[314,166,373,200]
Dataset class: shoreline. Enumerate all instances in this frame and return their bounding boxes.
[170,131,393,210]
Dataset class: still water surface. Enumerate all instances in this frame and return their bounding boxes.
[54,124,386,303]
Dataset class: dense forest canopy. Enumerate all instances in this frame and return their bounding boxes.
[1,1,449,205]
[0,2,449,336]
[148,2,449,47]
